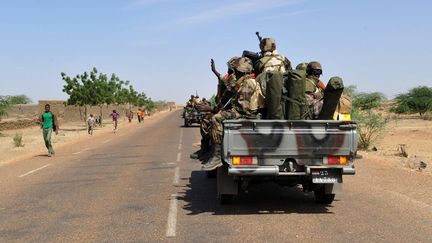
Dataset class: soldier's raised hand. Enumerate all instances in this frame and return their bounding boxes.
[210,58,216,71]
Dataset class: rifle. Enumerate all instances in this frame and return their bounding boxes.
[222,97,233,110]
[242,31,264,64]
[256,31,263,42]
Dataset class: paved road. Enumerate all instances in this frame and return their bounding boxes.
[0,110,431,242]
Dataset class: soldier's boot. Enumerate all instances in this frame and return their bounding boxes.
[202,144,223,171]
[199,150,213,164]
[191,139,211,159]
[190,149,202,159]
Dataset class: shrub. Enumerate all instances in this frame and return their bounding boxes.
[353,109,387,150]
[352,92,386,110]
[13,133,24,147]
[391,86,432,117]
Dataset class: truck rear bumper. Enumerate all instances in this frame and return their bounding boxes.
[228,165,355,176]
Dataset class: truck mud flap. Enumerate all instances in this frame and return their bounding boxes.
[217,164,238,196]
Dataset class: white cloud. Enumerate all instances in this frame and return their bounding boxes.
[177,0,305,25]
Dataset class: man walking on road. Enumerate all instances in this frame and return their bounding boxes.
[39,104,58,157]
[109,110,120,133]
[87,113,96,135]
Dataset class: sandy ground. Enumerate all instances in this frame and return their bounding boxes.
[0,110,172,167]
[359,117,432,174]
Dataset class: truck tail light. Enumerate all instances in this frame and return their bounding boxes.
[232,156,254,165]
[327,156,348,165]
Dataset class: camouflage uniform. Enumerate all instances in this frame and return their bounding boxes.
[210,74,264,144]
[203,57,264,171]
[305,62,324,119]
[255,38,292,119]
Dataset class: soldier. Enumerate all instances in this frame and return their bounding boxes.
[202,57,264,171]
[305,61,326,119]
[190,58,237,160]
[185,95,194,107]
[255,38,292,119]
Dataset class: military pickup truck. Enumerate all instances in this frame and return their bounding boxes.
[216,119,358,204]
[182,107,208,127]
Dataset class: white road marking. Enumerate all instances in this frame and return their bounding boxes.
[18,164,51,178]
[73,148,90,155]
[166,194,178,238]
[179,129,183,144]
[173,166,180,185]
[119,134,124,137]
[102,139,111,144]
[176,152,181,162]
[178,143,182,150]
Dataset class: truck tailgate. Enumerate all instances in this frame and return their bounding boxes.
[223,119,357,165]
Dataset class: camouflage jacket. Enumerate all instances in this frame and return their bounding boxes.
[256,50,291,74]
[232,75,265,116]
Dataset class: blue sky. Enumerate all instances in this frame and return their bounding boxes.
[1,0,431,103]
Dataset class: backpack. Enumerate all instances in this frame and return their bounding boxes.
[333,94,352,120]
[283,70,310,120]
[318,77,344,120]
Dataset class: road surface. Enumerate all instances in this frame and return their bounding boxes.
[0,110,431,242]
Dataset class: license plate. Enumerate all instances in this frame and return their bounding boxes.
[311,169,342,184]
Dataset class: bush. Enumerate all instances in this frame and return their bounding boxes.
[391,86,432,117]
[13,133,24,147]
[353,109,387,150]
[352,92,386,110]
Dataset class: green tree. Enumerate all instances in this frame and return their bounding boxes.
[343,85,357,98]
[352,92,386,110]
[391,86,432,117]
[6,95,32,104]
[209,94,217,109]
[0,96,10,120]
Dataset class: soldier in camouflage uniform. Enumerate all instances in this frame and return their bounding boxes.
[255,38,292,119]
[202,57,264,171]
[190,58,237,160]
[305,61,326,119]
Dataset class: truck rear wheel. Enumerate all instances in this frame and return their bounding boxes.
[314,186,335,204]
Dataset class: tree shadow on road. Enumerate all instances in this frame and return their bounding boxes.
[177,171,334,215]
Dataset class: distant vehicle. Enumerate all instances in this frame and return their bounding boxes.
[182,106,208,127]
[215,119,358,204]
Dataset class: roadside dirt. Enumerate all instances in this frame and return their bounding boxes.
[360,117,432,174]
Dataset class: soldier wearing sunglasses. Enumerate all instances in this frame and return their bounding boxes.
[305,61,326,119]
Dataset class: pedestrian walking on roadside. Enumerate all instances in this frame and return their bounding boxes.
[109,110,120,133]
[127,110,133,123]
[137,109,142,123]
[87,113,96,135]
[39,104,58,157]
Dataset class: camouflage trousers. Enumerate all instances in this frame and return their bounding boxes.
[210,110,240,145]
[199,113,213,151]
